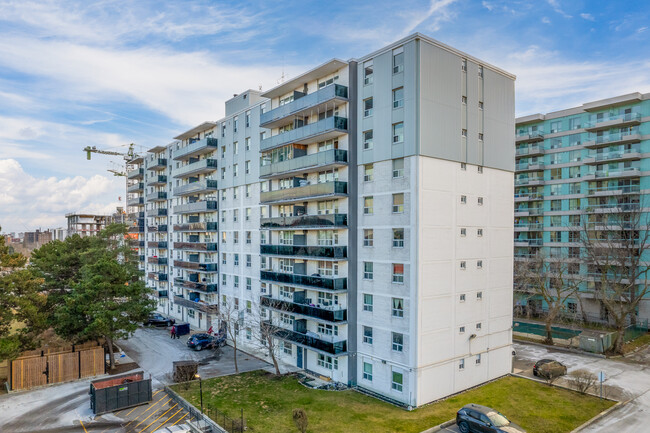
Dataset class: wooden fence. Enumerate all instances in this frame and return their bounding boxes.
[9,345,105,391]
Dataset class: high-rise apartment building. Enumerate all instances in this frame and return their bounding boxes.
[143,33,514,407]
[515,92,650,323]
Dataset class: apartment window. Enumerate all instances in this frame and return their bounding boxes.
[364,98,373,117]
[245,207,251,221]
[187,309,195,319]
[222,275,227,286]
[221,145,226,158]
[233,116,238,133]
[317,354,337,370]
[461,58,467,71]
[246,300,252,313]
[245,111,251,128]
[260,231,267,245]
[363,362,373,381]
[461,162,467,170]
[550,168,562,180]
[233,231,239,244]
[550,184,561,196]
[478,197,484,205]
[462,129,467,137]
[234,254,239,266]
[460,294,466,302]
[363,262,373,280]
[569,198,580,211]
[476,354,482,365]
[392,298,404,318]
[460,195,467,204]
[221,167,226,179]
[551,200,561,211]
[393,47,404,74]
[233,276,239,289]
[462,96,467,104]
[221,232,227,243]
[392,332,404,352]
[246,184,251,198]
[477,291,483,300]
[280,313,294,325]
[569,166,580,179]
[391,370,403,392]
[282,342,291,355]
[479,101,484,110]
[460,261,466,270]
[364,196,373,215]
[460,228,467,237]
[363,294,373,312]
[477,260,483,269]
[393,87,404,108]
[393,158,404,178]
[363,130,374,150]
[233,209,238,222]
[246,278,252,291]
[478,228,483,237]
[476,322,482,330]
[221,253,227,265]
[232,164,238,177]
[245,160,251,174]
[221,211,226,222]
[478,133,484,141]
[363,326,373,344]
[569,117,581,130]
[478,166,483,173]
[221,124,226,137]
[392,263,404,283]
[363,229,374,247]
[459,326,465,334]
[393,228,404,248]
[478,66,484,77]
[246,231,252,244]
[233,141,239,155]
[550,120,561,134]
[233,187,238,199]
[392,193,404,213]
[363,60,374,85]
[459,359,465,370]
[364,164,374,182]
[393,122,404,143]
[246,254,252,268]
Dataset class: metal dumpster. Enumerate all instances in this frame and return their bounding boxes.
[175,322,190,337]
[89,371,152,415]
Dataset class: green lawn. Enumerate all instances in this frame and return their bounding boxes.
[623,332,650,354]
[171,371,613,433]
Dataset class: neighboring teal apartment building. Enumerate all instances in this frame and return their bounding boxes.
[514,92,650,323]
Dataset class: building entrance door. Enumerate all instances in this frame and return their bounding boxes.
[296,347,303,368]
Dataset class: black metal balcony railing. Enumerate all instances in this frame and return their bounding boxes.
[261,244,347,259]
[148,158,167,170]
[173,241,218,251]
[127,168,144,179]
[173,201,218,214]
[260,181,347,204]
[147,257,168,265]
[173,295,218,313]
[260,149,348,178]
[174,260,218,272]
[155,208,168,216]
[173,221,218,232]
[260,271,347,291]
[261,213,347,229]
[174,179,219,196]
[157,290,168,298]
[147,175,167,186]
[264,322,346,355]
[147,272,168,281]
[260,84,349,127]
[174,137,218,160]
[174,159,218,178]
[147,241,168,249]
[173,278,218,293]
[260,116,348,152]
[147,224,168,232]
[261,296,347,322]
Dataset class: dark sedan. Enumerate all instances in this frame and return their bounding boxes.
[187,333,220,351]
[457,404,526,433]
[144,313,174,327]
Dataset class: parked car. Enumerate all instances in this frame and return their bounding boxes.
[457,404,526,433]
[187,333,225,351]
[533,359,567,379]
[144,314,174,327]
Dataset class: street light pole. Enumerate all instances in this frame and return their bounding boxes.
[195,373,204,414]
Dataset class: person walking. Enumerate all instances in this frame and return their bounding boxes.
[170,325,176,339]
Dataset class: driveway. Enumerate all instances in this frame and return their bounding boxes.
[514,342,650,432]
[117,327,270,385]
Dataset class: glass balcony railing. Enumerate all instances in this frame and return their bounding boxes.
[174,179,218,196]
[127,197,144,206]
[173,241,218,251]
[515,144,544,156]
[147,272,168,281]
[261,213,347,229]
[174,260,218,272]
[261,296,347,322]
[174,159,218,178]
[147,175,167,186]
[260,84,349,127]
[515,131,544,142]
[260,270,347,291]
[584,112,642,129]
[261,181,347,204]
[173,221,219,232]
[173,201,218,214]
[515,207,543,215]
[127,168,144,179]
[173,137,218,160]
[173,279,218,293]
[515,177,544,185]
[127,182,144,193]
[264,322,346,354]
[147,192,167,202]
[148,158,167,170]
[173,295,219,312]
[147,257,168,265]
[261,244,347,259]
[261,116,348,151]
[587,149,641,162]
[514,222,544,230]
[260,149,347,178]
[589,167,640,178]
[586,185,640,196]
[584,131,642,148]
[147,241,168,249]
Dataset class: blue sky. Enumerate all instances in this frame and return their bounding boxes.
[1,0,649,233]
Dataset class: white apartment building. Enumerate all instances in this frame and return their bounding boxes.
[145,33,515,408]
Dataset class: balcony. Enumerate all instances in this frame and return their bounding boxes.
[154,208,167,216]
[157,290,168,298]
[127,182,144,193]
[261,296,347,322]
[147,272,168,281]
[147,257,168,265]
[514,177,544,186]
[173,201,218,214]
[127,197,144,206]
[174,295,218,313]
[584,133,642,149]
[583,150,641,165]
[147,241,168,249]
[260,84,349,128]
[515,144,544,157]
[139,255,145,262]
[260,270,346,291]
[261,244,347,260]
[584,202,640,214]
[174,221,218,232]
[174,260,218,272]
[174,180,218,197]
[127,168,144,179]
[514,192,542,202]
[173,279,218,293]
[260,149,348,179]
[147,192,167,202]
[586,185,640,197]
[174,159,218,178]
[515,131,544,143]
[261,181,347,204]
[514,207,543,216]
[173,241,218,251]
[515,161,544,172]
[148,158,167,170]
[514,239,543,247]
[584,167,640,181]
[264,322,346,355]
[261,213,347,230]
[261,116,348,152]
[173,137,218,160]
[514,222,543,231]
[584,112,642,131]
[128,224,144,233]
[147,175,167,186]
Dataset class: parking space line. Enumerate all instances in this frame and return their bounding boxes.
[79,420,89,433]
[169,413,188,427]
[131,399,173,431]
[124,397,170,428]
[139,403,178,433]
[149,407,183,432]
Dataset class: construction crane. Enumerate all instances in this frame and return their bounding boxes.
[84,143,138,162]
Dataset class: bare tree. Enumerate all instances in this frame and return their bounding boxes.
[217,297,242,373]
[514,253,580,345]
[567,369,597,394]
[580,197,650,354]
[250,297,293,376]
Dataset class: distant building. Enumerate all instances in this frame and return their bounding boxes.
[23,229,52,245]
[52,228,68,241]
[66,213,108,237]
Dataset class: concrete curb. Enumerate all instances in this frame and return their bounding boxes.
[514,339,606,358]
[569,399,631,432]
[420,419,455,433]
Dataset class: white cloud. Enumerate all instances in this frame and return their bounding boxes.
[400,0,458,37]
[542,17,551,24]
[637,27,648,34]
[580,13,595,21]
[0,159,123,232]
[546,0,572,18]
[482,1,494,12]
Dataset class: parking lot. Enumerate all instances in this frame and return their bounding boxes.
[100,389,188,433]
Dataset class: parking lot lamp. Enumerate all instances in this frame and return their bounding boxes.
[195,373,203,414]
